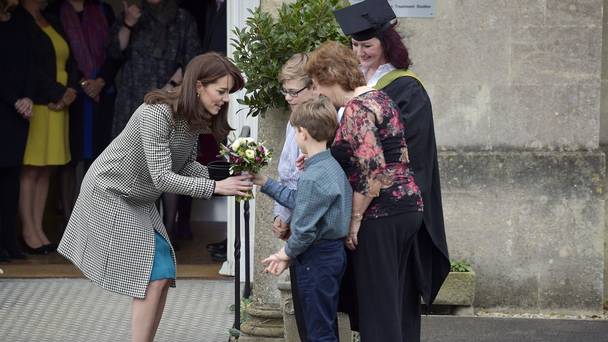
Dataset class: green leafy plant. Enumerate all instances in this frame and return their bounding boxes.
[228,297,254,337]
[231,0,350,117]
[450,260,473,273]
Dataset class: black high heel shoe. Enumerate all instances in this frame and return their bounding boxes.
[44,243,58,253]
[20,238,49,255]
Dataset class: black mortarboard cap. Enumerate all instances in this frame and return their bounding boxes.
[334,0,396,41]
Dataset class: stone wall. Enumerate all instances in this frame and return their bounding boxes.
[600,0,608,145]
[441,152,604,311]
[399,0,602,150]
[603,0,608,308]
[252,108,290,305]
[397,0,606,311]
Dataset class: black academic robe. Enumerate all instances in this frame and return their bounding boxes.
[381,75,451,306]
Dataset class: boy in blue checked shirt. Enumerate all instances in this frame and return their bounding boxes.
[252,96,352,342]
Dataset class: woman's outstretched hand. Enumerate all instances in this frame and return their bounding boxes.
[214,174,253,197]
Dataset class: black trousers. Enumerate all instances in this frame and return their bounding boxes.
[0,166,21,252]
[291,239,346,342]
[351,212,424,342]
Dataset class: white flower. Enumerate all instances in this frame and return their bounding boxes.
[230,138,241,150]
[245,149,255,160]
[231,137,255,150]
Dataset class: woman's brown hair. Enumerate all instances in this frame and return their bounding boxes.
[144,53,245,140]
[306,41,365,91]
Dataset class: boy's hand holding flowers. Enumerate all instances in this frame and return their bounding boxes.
[251,173,268,186]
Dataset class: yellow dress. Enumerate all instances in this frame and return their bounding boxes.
[22,25,71,166]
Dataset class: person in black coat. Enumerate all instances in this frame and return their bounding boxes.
[0,0,35,261]
[45,0,122,223]
[179,0,226,54]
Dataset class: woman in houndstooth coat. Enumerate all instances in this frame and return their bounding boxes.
[58,53,252,341]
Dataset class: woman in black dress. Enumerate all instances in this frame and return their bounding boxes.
[307,40,427,341]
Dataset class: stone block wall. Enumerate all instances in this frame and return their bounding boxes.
[601,0,608,145]
[399,0,603,150]
[441,152,604,312]
[397,0,606,311]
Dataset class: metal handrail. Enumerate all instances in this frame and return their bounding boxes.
[233,125,252,334]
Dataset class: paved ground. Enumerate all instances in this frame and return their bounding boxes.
[0,279,235,342]
[421,316,608,342]
[1,279,607,342]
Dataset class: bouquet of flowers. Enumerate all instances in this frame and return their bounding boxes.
[219,137,272,201]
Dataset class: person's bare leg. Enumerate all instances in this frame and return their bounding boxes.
[19,166,43,248]
[132,280,170,342]
[33,166,51,245]
[151,280,170,335]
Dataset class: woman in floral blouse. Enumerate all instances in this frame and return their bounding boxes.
[307,41,425,342]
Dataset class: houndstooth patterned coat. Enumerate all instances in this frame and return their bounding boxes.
[58,103,215,299]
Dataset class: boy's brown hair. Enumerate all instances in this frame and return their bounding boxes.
[290,96,338,143]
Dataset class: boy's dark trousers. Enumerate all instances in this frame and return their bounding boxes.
[290,239,346,342]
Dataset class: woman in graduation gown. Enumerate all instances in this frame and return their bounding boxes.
[333,1,450,341]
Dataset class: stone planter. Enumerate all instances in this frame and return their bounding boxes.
[431,271,476,315]
[239,303,285,342]
[277,272,352,342]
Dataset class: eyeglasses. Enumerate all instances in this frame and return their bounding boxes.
[280,84,310,97]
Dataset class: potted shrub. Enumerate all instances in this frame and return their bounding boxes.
[432,260,477,315]
[231,0,350,117]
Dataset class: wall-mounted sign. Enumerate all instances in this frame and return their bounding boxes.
[349,0,436,18]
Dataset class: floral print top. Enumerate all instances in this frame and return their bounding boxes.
[332,90,423,219]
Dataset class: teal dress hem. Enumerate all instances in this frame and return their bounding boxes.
[150,230,176,282]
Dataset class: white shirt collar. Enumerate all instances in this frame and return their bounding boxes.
[361,63,396,87]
